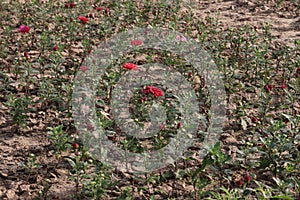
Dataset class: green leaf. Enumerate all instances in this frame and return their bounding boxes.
[64,157,76,168]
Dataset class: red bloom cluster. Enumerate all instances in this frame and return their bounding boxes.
[236,174,251,187]
[65,2,75,8]
[131,39,143,46]
[18,25,30,33]
[264,84,273,93]
[95,7,109,15]
[78,16,89,24]
[122,63,138,71]
[142,86,164,97]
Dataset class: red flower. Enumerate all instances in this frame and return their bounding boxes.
[70,2,75,8]
[280,84,287,89]
[177,122,183,129]
[236,179,243,187]
[244,174,251,182]
[105,8,110,14]
[53,45,59,51]
[251,117,258,123]
[122,63,138,71]
[65,2,75,8]
[264,84,273,93]
[72,143,79,149]
[188,72,193,77]
[96,7,103,11]
[297,67,300,73]
[142,86,164,97]
[131,40,143,46]
[80,66,88,72]
[18,25,30,33]
[78,16,89,24]
[24,51,29,58]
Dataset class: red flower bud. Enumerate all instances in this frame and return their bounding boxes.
[70,2,75,8]
[177,122,183,129]
[96,7,103,11]
[24,51,29,58]
[264,84,273,93]
[236,179,243,187]
[72,143,79,149]
[244,174,251,182]
[53,45,58,51]
[280,84,287,89]
[251,117,258,123]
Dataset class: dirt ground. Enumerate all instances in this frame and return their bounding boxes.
[190,0,300,45]
[0,0,299,199]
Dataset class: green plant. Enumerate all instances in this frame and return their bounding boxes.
[47,125,73,158]
[5,95,30,130]
[81,161,112,199]
[19,153,40,174]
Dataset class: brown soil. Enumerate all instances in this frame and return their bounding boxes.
[188,0,300,45]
